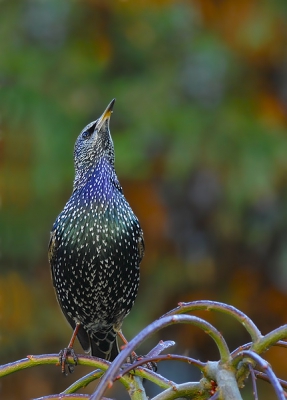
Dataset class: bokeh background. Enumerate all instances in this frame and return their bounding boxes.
[1,0,287,398]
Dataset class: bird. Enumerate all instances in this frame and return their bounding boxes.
[48,99,144,373]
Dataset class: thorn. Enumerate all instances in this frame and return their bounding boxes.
[26,355,33,360]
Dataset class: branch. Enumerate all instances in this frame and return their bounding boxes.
[132,367,175,390]
[90,314,230,400]
[252,325,287,354]
[117,354,206,378]
[150,382,206,400]
[67,337,176,395]
[231,327,287,389]
[128,375,148,400]
[145,340,176,357]
[62,369,104,394]
[231,342,252,357]
[0,354,110,378]
[0,354,131,391]
[204,361,242,400]
[235,351,285,400]
[35,396,114,400]
[255,370,287,390]
[163,301,262,343]
[249,364,259,400]
[34,395,90,400]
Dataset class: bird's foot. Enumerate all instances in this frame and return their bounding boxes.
[59,347,78,375]
[128,354,157,372]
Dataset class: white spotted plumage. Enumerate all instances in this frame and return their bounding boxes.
[48,100,144,360]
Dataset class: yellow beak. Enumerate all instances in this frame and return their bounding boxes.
[96,98,115,131]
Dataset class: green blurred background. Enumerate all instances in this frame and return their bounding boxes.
[1,0,287,398]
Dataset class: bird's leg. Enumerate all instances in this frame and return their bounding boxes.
[118,330,157,372]
[59,322,80,375]
[118,329,137,359]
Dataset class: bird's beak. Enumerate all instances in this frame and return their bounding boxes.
[96,99,116,131]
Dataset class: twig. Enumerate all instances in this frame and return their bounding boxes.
[34,396,113,400]
[133,367,175,389]
[249,364,258,400]
[252,326,287,354]
[117,354,206,379]
[34,395,90,399]
[275,340,287,348]
[145,340,176,357]
[235,351,285,400]
[0,354,131,391]
[62,369,104,394]
[231,342,252,356]
[232,340,287,358]
[255,370,287,390]
[90,314,231,400]
[0,354,109,378]
[163,300,262,343]
[150,382,203,400]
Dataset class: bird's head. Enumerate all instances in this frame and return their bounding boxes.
[73,99,116,186]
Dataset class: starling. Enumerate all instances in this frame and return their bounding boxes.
[48,99,144,371]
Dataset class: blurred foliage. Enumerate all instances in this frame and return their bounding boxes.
[2,0,287,398]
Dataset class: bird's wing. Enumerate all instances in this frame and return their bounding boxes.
[48,230,58,287]
[48,229,92,353]
[138,229,145,263]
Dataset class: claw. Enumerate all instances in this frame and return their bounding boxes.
[118,330,158,372]
[130,354,157,372]
[58,322,81,375]
[59,347,78,375]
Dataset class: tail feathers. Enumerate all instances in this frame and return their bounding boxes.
[76,324,92,353]
[90,329,119,361]
[76,324,119,361]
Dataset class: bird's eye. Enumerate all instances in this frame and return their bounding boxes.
[82,130,91,139]
[81,121,97,140]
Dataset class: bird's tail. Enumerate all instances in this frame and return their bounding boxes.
[90,328,120,361]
